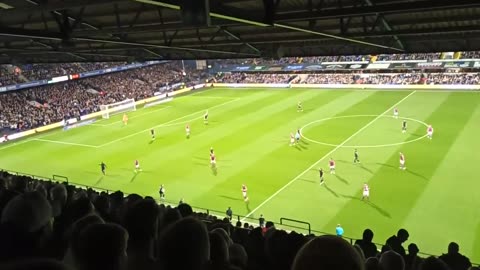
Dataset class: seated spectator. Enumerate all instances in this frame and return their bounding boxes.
[291,235,364,270]
[379,251,405,270]
[355,228,378,259]
[72,223,128,270]
[385,229,409,257]
[0,191,53,261]
[158,217,210,270]
[421,256,450,270]
[439,242,472,270]
[123,199,159,270]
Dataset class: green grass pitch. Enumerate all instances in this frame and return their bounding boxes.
[1,87,480,261]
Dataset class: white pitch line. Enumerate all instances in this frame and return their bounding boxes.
[33,138,99,148]
[241,90,417,221]
[99,98,240,148]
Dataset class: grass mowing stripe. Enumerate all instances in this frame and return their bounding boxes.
[98,98,241,147]
[241,91,417,221]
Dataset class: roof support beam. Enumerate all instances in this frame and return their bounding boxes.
[275,0,480,21]
[135,0,403,52]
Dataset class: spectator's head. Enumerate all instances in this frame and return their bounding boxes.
[292,235,364,270]
[50,184,67,217]
[363,229,374,242]
[209,231,229,266]
[229,243,247,270]
[447,242,460,254]
[177,202,193,217]
[124,199,158,247]
[422,256,450,270]
[365,257,380,270]
[73,223,128,270]
[66,214,105,257]
[1,191,53,233]
[397,229,409,242]
[408,243,419,255]
[158,217,210,270]
[63,197,94,229]
[379,251,405,270]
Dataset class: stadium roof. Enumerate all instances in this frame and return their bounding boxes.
[0,0,479,63]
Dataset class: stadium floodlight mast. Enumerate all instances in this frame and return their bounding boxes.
[99,98,137,119]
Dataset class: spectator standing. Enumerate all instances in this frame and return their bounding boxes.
[385,228,409,257]
[226,206,233,221]
[439,242,472,270]
[354,228,378,259]
[336,224,344,237]
[405,243,423,270]
[259,214,265,228]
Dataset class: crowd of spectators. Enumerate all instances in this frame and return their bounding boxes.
[17,62,124,81]
[0,62,207,133]
[0,171,475,270]
[219,73,480,85]
[0,66,24,86]
[212,51,480,66]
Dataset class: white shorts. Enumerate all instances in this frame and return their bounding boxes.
[394,112,398,116]
[363,191,369,197]
[330,165,335,170]
[427,131,433,136]
[242,192,247,198]
[290,138,295,143]
[186,129,190,133]
[211,160,216,164]
[400,160,405,165]
[135,164,140,169]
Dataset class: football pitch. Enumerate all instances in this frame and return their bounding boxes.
[1,87,480,261]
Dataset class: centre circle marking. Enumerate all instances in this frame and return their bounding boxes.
[299,114,429,148]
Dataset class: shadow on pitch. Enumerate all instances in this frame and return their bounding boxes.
[360,165,374,174]
[299,178,317,183]
[211,166,218,176]
[323,184,339,198]
[219,195,242,201]
[341,194,391,218]
[245,201,251,213]
[376,162,397,170]
[130,172,139,183]
[94,176,104,186]
[334,174,349,185]
[407,170,428,181]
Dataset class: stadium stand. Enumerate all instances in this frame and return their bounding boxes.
[219,73,480,85]
[0,62,208,133]
[212,51,480,66]
[0,171,474,270]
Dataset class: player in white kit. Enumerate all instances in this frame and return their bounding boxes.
[427,125,434,139]
[399,152,406,170]
[362,183,370,201]
[241,184,249,202]
[393,108,399,119]
[289,133,295,146]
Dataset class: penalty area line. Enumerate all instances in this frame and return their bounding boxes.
[33,138,99,148]
[241,90,417,221]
